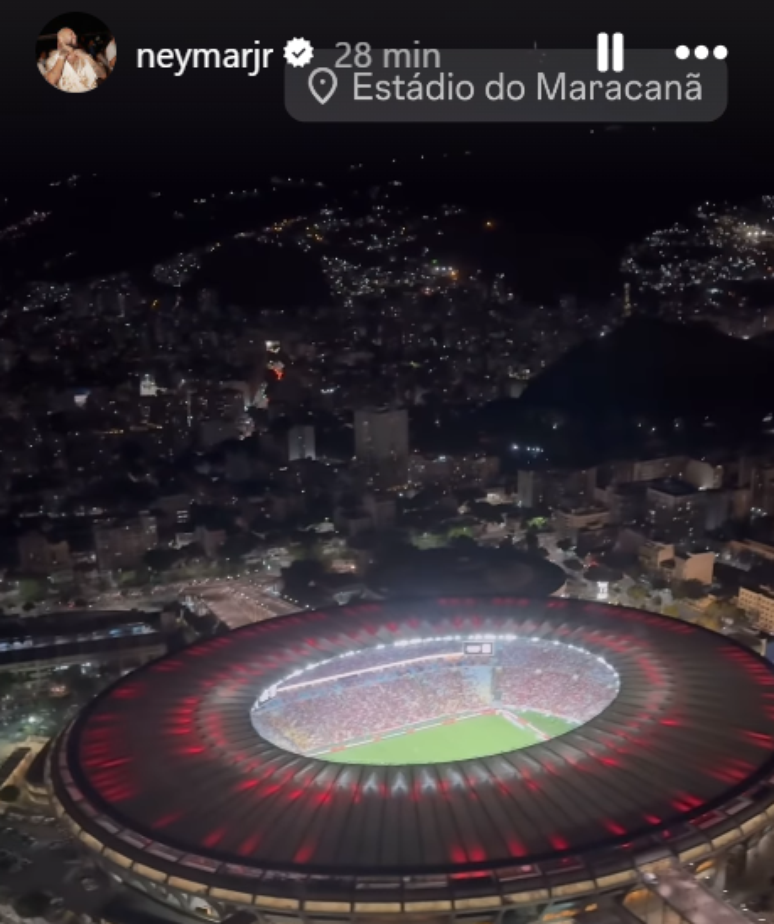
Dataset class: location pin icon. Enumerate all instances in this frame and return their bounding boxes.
[308,67,338,105]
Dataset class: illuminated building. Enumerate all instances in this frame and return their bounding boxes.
[739,584,774,632]
[50,599,774,924]
[645,480,706,542]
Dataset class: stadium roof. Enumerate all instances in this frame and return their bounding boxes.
[51,598,774,905]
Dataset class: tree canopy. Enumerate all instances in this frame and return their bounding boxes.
[281,559,327,600]
[13,892,51,919]
[674,579,706,600]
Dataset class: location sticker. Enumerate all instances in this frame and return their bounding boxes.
[308,67,338,104]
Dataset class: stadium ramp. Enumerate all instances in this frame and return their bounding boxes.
[641,864,750,924]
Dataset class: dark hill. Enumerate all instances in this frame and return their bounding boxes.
[520,319,774,425]
[196,240,330,309]
[0,177,329,289]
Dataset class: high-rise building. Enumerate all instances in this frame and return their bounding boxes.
[18,531,71,575]
[645,479,706,542]
[288,425,316,462]
[94,515,158,573]
[752,462,774,515]
[623,282,633,318]
[140,373,157,397]
[354,407,409,486]
[738,584,774,633]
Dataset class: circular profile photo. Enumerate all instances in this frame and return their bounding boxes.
[36,12,116,93]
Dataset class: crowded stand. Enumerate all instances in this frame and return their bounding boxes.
[495,668,615,723]
[253,638,619,754]
[494,640,618,722]
[257,665,489,751]
[277,640,462,688]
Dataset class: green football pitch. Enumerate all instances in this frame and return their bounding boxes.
[322,713,576,765]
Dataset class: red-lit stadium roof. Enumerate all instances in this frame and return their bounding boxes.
[51,598,774,906]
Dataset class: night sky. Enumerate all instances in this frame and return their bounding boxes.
[5,0,774,295]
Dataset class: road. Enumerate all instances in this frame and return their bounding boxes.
[180,577,300,629]
[91,575,300,630]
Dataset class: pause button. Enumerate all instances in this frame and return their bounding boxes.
[597,33,624,72]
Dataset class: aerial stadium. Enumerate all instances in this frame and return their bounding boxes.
[48,598,774,924]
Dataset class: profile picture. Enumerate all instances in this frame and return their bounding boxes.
[36,12,116,93]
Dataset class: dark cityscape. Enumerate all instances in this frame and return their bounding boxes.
[5,5,774,924]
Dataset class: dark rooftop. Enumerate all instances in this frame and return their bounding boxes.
[648,478,698,497]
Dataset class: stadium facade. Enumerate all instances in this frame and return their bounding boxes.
[48,598,774,924]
